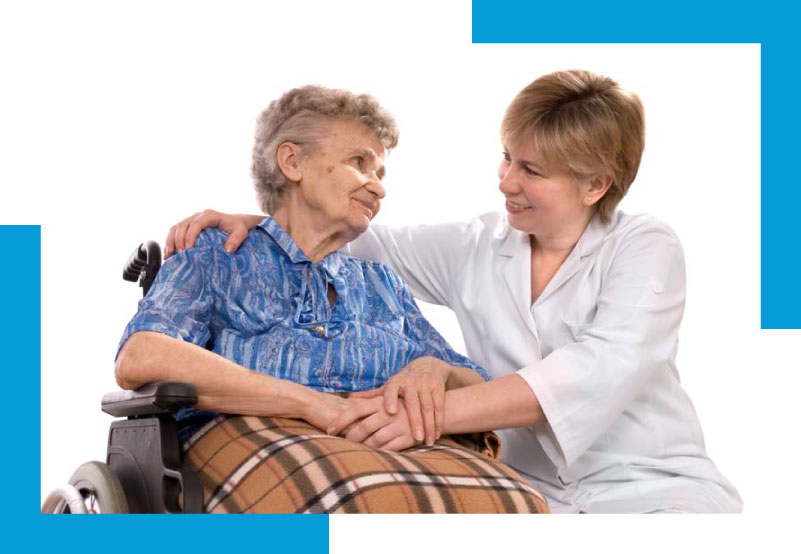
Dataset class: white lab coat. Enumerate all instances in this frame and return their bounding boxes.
[348,210,742,513]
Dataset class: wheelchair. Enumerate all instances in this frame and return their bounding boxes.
[41,241,550,515]
[42,241,204,514]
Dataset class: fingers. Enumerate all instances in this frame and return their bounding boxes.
[174,213,197,255]
[185,210,222,253]
[381,435,414,452]
[165,209,252,259]
[402,389,424,443]
[363,420,404,449]
[418,377,437,446]
[344,411,386,443]
[223,226,249,254]
[164,214,197,259]
[433,384,446,441]
[326,410,363,438]
[383,380,401,414]
[326,399,380,437]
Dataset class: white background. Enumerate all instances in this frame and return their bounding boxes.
[1,0,795,551]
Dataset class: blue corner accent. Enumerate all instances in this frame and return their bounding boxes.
[472,0,798,328]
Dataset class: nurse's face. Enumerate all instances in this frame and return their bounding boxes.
[498,142,593,237]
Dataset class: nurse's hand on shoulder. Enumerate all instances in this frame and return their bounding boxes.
[164,209,261,259]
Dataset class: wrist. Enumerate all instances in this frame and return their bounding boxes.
[293,385,324,422]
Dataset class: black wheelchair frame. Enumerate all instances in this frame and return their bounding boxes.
[104,241,203,512]
[44,241,204,513]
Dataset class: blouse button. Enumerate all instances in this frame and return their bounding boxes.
[312,325,326,337]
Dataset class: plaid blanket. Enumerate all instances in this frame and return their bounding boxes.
[183,415,549,513]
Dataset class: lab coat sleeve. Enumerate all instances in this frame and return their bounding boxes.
[346,221,477,306]
[517,223,686,468]
[392,275,491,381]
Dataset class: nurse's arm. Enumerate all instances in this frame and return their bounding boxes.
[441,374,545,434]
[115,330,347,432]
[339,373,544,448]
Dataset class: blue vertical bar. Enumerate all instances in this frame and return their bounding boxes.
[0,226,41,514]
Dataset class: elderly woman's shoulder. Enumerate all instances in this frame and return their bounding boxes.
[191,227,263,252]
[189,228,231,251]
[340,254,408,291]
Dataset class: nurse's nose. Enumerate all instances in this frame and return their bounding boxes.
[498,164,520,195]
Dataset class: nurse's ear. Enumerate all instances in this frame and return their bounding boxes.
[583,174,613,207]
[276,142,304,183]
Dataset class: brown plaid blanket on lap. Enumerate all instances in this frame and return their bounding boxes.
[183,415,549,513]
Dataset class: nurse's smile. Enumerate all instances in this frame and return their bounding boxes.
[506,199,532,213]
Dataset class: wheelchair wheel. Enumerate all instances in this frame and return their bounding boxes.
[65,461,129,513]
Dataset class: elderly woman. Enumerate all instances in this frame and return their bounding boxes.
[169,70,743,513]
[116,86,549,513]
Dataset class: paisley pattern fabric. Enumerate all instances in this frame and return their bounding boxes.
[119,217,487,437]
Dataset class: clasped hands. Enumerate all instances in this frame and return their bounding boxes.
[323,356,451,451]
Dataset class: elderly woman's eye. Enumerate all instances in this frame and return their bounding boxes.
[352,156,364,169]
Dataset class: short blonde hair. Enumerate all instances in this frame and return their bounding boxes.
[252,85,399,214]
[501,70,645,224]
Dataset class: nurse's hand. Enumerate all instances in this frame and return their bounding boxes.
[164,209,263,259]
[349,356,449,446]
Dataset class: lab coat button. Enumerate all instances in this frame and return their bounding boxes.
[651,281,664,294]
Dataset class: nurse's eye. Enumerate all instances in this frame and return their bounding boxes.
[501,151,511,163]
[523,165,541,177]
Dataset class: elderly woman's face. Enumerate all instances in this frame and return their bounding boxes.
[296,119,387,238]
[498,142,591,237]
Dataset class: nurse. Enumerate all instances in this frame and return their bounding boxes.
[165,70,742,513]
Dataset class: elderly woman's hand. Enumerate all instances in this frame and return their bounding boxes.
[164,209,262,259]
[338,356,451,446]
[327,396,417,452]
[303,392,364,434]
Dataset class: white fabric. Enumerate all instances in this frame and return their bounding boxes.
[347,211,742,513]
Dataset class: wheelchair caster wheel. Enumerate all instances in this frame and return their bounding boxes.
[57,461,129,513]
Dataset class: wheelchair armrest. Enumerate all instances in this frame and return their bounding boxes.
[101,381,198,418]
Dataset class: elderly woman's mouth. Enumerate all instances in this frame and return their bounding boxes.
[354,198,378,217]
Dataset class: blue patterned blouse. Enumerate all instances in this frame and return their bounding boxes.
[119,217,487,434]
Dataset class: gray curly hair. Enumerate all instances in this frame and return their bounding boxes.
[251,85,400,214]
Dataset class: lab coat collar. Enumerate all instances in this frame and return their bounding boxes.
[496,212,609,259]
[497,212,612,310]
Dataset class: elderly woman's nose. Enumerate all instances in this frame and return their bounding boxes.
[367,176,386,199]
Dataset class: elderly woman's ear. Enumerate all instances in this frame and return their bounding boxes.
[276,142,304,182]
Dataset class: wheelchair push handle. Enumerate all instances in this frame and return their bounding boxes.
[123,241,161,296]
